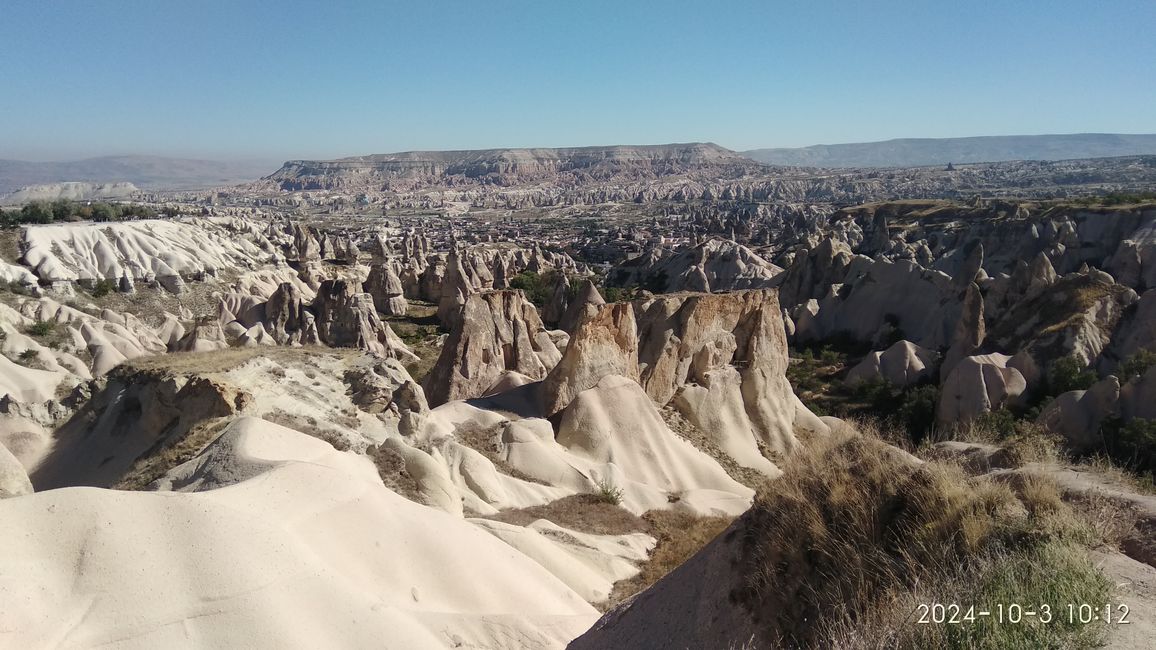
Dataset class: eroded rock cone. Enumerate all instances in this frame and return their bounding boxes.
[312,279,416,362]
[558,279,606,334]
[424,290,562,407]
[542,302,640,418]
[942,281,985,380]
[264,282,317,345]
[542,274,570,327]
[437,250,471,328]
[291,223,321,262]
[365,264,408,316]
[543,289,821,477]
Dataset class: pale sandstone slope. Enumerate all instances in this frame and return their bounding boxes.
[0,417,600,649]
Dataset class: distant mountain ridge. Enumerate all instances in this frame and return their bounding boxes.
[0,155,278,194]
[742,133,1156,168]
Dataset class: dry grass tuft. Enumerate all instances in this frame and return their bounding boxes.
[114,418,231,490]
[368,444,425,504]
[263,409,353,451]
[604,509,732,610]
[480,493,649,536]
[735,430,1111,649]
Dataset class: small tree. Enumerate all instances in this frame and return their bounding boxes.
[21,201,54,224]
[1120,349,1156,380]
[91,203,118,222]
[1048,356,1097,395]
[50,199,73,222]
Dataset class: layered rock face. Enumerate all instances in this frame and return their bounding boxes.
[544,289,821,476]
[312,280,415,363]
[266,143,760,192]
[263,282,320,345]
[424,290,563,406]
[608,238,783,293]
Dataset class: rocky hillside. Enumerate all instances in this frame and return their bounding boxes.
[263,143,769,192]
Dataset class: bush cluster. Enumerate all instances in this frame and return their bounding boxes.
[0,200,178,228]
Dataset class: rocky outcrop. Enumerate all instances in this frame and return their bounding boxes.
[1038,376,1120,450]
[437,249,472,328]
[942,282,985,380]
[263,282,320,345]
[312,280,416,362]
[424,290,562,406]
[544,289,819,475]
[608,239,783,293]
[345,358,432,437]
[773,238,853,309]
[558,279,606,334]
[1100,288,1156,373]
[937,353,1027,425]
[845,340,938,387]
[174,317,229,353]
[0,442,33,498]
[542,303,640,418]
[989,270,1137,384]
[31,369,251,489]
[364,264,408,316]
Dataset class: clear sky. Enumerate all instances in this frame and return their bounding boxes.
[1,0,1153,161]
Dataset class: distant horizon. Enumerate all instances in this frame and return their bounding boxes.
[3,131,1154,165]
[2,1,1153,161]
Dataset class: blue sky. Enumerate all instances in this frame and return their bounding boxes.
[1,0,1153,161]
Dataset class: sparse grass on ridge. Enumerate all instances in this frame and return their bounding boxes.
[734,430,1113,649]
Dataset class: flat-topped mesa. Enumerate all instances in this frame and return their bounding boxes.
[423,289,563,407]
[265,143,761,192]
[543,289,823,474]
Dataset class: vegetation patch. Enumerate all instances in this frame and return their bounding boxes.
[114,418,231,490]
[481,493,648,536]
[735,431,1112,649]
[604,509,732,610]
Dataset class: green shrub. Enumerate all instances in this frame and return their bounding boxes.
[90,279,117,298]
[24,320,55,337]
[593,478,624,505]
[1102,417,1156,476]
[602,285,629,303]
[1120,349,1156,379]
[896,384,940,443]
[17,349,38,362]
[508,271,553,308]
[972,408,1019,439]
[1048,356,1097,394]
